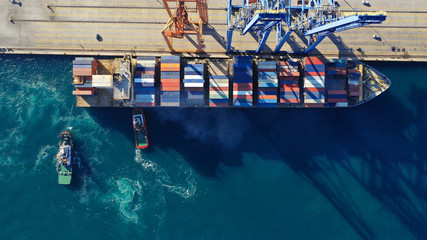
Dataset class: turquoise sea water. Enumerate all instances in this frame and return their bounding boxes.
[0,55,426,240]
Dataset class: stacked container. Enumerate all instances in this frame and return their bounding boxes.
[72,57,98,96]
[184,64,205,106]
[257,61,277,107]
[209,75,229,107]
[348,67,361,99]
[135,57,156,107]
[73,57,97,77]
[233,56,253,107]
[160,56,181,106]
[303,56,325,107]
[326,59,348,106]
[278,60,300,104]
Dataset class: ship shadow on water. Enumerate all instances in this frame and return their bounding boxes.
[84,62,427,239]
[240,61,427,239]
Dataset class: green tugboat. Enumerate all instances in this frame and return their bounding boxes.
[56,130,74,185]
[132,108,149,149]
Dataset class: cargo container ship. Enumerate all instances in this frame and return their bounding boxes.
[72,55,390,108]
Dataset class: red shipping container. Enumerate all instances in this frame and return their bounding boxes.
[209,102,228,107]
[348,69,360,73]
[305,87,325,92]
[233,83,252,87]
[327,98,347,103]
[304,71,325,77]
[349,91,360,96]
[281,83,299,88]
[279,71,300,77]
[233,86,253,91]
[328,90,347,95]
[280,98,300,103]
[73,68,92,77]
[305,56,325,65]
[349,85,359,91]
[303,103,324,108]
[76,87,96,91]
[136,102,156,107]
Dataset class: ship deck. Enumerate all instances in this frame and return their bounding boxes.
[1,0,427,61]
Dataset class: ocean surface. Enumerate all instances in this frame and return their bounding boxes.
[0,55,426,240]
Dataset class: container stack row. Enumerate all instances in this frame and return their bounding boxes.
[325,59,348,107]
[278,60,300,104]
[233,56,253,107]
[160,56,180,106]
[303,56,325,107]
[184,64,205,106]
[72,57,98,96]
[209,74,229,107]
[257,61,278,107]
[134,57,156,107]
[348,67,361,99]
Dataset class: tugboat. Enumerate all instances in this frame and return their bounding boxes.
[132,108,149,149]
[56,130,74,185]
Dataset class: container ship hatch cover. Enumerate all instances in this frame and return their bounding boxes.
[72,56,391,108]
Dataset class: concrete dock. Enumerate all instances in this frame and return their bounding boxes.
[1,0,427,61]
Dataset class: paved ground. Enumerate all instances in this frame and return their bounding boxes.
[1,0,427,61]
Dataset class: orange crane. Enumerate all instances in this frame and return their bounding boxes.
[161,0,208,53]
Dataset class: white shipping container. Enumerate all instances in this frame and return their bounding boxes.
[233,91,253,95]
[92,75,113,88]
[184,83,204,87]
[304,98,325,103]
[210,82,229,87]
[184,75,204,80]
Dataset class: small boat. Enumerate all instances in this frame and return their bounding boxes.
[132,108,149,149]
[56,130,74,185]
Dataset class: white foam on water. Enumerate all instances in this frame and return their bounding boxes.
[104,177,144,224]
[136,149,197,200]
[34,144,56,171]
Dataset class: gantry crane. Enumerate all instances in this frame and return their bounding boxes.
[226,0,387,53]
[162,0,209,53]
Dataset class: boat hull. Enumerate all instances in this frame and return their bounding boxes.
[133,108,149,149]
[57,130,73,185]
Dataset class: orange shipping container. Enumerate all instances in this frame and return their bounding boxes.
[161,87,180,91]
[305,87,325,92]
[281,86,300,92]
[279,71,300,77]
[304,71,325,77]
[280,98,300,104]
[258,95,277,100]
[162,82,180,87]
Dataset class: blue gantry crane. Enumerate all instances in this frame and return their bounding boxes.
[226,0,387,53]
